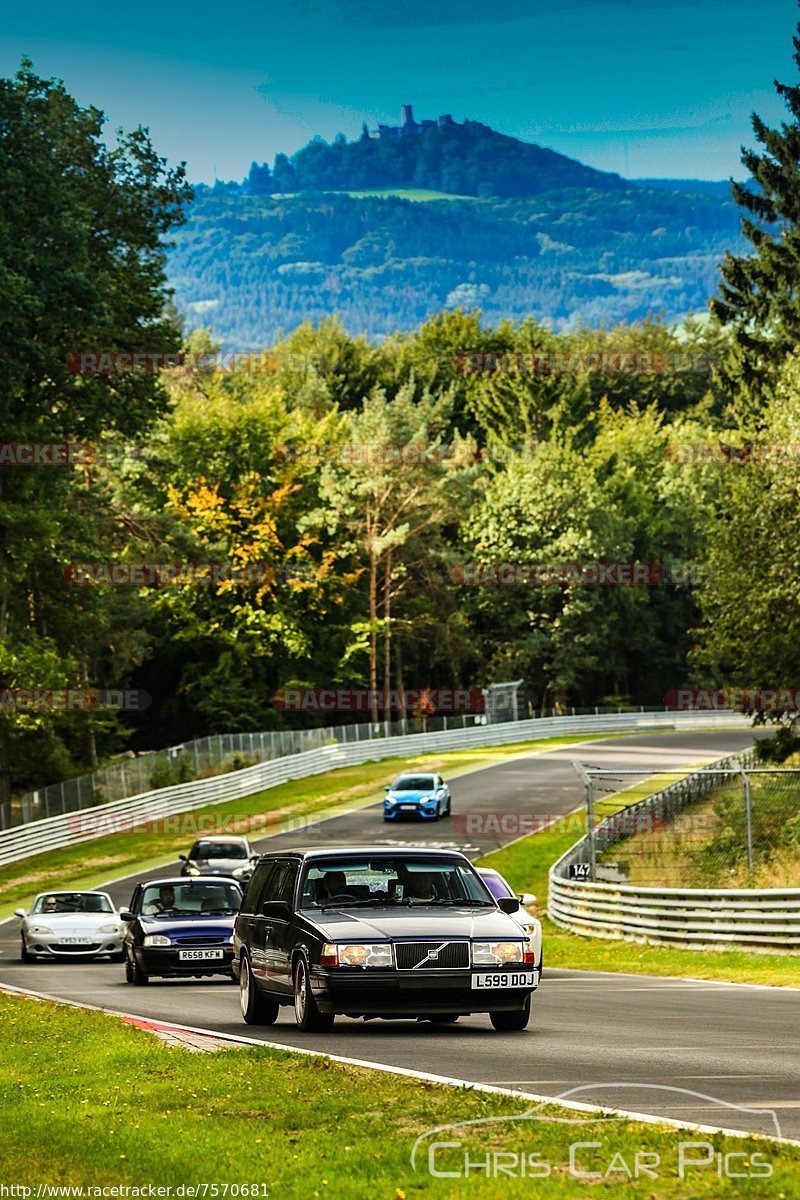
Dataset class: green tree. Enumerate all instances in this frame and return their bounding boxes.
[692,352,800,693]
[712,17,800,404]
[0,61,190,798]
[318,384,472,724]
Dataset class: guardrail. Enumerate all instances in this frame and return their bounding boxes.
[0,709,746,868]
[548,750,800,951]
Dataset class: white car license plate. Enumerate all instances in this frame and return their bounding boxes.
[61,937,93,944]
[178,949,224,961]
[400,805,416,811]
[472,970,538,989]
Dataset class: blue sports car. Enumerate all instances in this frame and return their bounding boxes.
[383,772,452,821]
[120,876,242,984]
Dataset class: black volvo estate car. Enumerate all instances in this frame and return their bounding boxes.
[232,847,541,1033]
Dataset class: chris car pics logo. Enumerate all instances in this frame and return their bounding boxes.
[410,1085,780,1181]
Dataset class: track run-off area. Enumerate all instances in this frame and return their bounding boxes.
[2,727,799,1140]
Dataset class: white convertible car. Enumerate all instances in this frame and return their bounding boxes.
[14,890,126,962]
[477,867,542,969]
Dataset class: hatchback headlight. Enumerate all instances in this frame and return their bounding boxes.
[29,924,54,934]
[185,865,201,876]
[232,865,249,877]
[143,934,171,947]
[472,941,524,966]
[97,924,121,934]
[326,943,393,968]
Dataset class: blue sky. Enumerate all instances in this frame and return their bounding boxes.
[1,0,796,182]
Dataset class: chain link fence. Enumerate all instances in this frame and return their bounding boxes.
[573,755,800,888]
[4,701,669,833]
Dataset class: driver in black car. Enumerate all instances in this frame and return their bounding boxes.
[317,871,351,902]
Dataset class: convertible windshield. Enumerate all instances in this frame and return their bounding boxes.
[33,892,113,915]
[190,840,249,860]
[480,873,515,901]
[391,776,435,791]
[299,857,493,908]
[140,881,241,915]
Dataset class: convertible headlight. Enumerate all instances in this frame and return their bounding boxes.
[143,934,171,947]
[325,942,393,968]
[28,925,54,934]
[472,941,524,966]
[97,924,121,934]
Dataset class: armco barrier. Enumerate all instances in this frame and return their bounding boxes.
[0,710,747,869]
[549,749,800,951]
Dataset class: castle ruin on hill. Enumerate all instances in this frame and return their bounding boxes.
[361,105,482,141]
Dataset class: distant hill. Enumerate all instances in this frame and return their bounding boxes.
[167,113,746,348]
[634,178,739,197]
[245,111,629,199]
[168,189,743,349]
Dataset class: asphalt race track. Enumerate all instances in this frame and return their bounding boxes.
[3,727,799,1139]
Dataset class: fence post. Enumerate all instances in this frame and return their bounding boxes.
[572,761,597,880]
[742,765,754,875]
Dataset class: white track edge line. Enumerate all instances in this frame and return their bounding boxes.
[1,980,797,1149]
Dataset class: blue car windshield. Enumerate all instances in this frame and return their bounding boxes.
[299,857,493,908]
[140,881,241,916]
[391,776,436,791]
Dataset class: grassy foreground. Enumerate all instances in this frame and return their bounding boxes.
[478,801,800,988]
[0,992,796,1198]
[0,736,601,920]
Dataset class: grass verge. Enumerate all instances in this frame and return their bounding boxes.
[478,774,800,988]
[0,736,603,920]
[0,992,796,1198]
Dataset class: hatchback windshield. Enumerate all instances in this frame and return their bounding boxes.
[140,881,241,915]
[190,840,249,860]
[391,776,436,791]
[299,856,493,908]
[33,892,113,915]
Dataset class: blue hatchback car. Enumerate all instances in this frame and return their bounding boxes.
[383,772,451,821]
[120,876,242,984]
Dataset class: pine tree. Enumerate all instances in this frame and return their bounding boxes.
[712,18,800,401]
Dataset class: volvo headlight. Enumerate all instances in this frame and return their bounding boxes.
[472,941,524,966]
[143,934,171,947]
[325,943,393,968]
[29,925,53,934]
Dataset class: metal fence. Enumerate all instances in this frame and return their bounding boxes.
[549,753,800,950]
[2,702,692,833]
[2,716,484,832]
[0,709,747,868]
